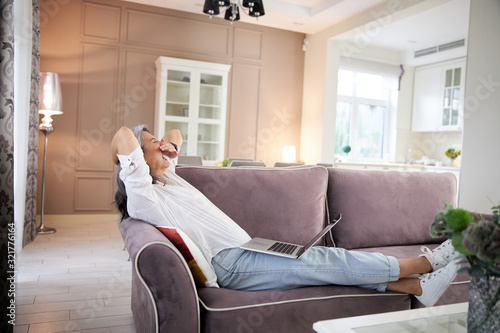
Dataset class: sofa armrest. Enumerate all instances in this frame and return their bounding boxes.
[119,217,200,333]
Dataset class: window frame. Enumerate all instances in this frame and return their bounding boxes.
[336,68,395,162]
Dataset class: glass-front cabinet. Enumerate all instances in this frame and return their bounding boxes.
[411,58,465,132]
[441,61,465,130]
[155,57,231,165]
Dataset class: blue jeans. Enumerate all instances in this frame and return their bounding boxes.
[211,247,400,292]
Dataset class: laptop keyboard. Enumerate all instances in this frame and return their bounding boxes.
[268,242,297,254]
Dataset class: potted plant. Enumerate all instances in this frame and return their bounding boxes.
[445,148,461,167]
[430,202,500,332]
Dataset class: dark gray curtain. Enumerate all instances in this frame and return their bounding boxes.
[24,0,40,246]
[0,1,16,331]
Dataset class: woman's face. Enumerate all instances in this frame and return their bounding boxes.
[142,131,169,176]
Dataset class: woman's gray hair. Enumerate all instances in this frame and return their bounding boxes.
[131,124,150,150]
[114,124,153,220]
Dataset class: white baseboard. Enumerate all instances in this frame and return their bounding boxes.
[36,214,119,224]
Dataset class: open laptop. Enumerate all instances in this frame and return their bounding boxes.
[239,211,342,259]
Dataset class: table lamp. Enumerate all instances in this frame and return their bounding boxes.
[282,145,296,163]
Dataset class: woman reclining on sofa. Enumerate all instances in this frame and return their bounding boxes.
[111,124,463,307]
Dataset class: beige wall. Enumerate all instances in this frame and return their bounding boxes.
[39,0,305,214]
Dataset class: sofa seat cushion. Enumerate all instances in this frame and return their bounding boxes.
[355,244,470,308]
[327,169,456,249]
[176,165,329,245]
[198,285,409,333]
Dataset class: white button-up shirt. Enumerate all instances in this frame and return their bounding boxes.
[118,146,251,262]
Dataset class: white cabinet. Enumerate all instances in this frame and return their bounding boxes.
[411,66,442,131]
[411,58,466,132]
[154,57,231,165]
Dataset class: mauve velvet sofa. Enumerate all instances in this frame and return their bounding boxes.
[118,165,469,333]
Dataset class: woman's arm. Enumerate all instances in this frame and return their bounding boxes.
[160,129,183,159]
[163,129,183,149]
[111,126,139,164]
[111,126,158,216]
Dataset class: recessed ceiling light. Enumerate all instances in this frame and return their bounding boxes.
[408,40,417,44]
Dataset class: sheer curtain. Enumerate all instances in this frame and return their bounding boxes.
[0,2,38,325]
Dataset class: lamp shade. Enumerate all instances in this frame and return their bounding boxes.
[39,72,63,116]
[248,0,265,17]
[282,145,296,163]
[38,72,63,130]
[203,0,220,15]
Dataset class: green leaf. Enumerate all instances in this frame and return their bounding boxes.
[468,265,485,278]
[430,202,455,238]
[490,265,500,278]
[451,232,475,256]
[446,208,474,231]
[457,267,471,275]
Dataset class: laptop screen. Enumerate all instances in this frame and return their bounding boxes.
[302,211,342,250]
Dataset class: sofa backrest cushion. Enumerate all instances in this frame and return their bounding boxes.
[176,165,328,245]
[326,169,456,249]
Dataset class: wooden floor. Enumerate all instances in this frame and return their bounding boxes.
[14,215,136,333]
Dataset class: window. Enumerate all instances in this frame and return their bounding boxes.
[335,67,398,161]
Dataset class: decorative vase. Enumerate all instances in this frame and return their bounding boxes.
[467,276,500,332]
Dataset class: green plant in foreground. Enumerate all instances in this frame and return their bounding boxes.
[430,202,500,278]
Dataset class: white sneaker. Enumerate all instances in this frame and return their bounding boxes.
[420,239,463,271]
[416,261,459,307]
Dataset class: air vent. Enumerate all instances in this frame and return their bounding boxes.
[414,39,465,58]
[438,39,465,52]
[414,46,437,58]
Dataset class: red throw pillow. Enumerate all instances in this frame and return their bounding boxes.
[157,227,219,288]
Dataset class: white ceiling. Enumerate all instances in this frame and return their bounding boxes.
[122,0,388,34]
[122,0,470,53]
[348,0,470,52]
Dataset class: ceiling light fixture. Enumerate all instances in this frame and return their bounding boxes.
[203,0,265,23]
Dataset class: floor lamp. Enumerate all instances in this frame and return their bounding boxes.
[37,72,63,235]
